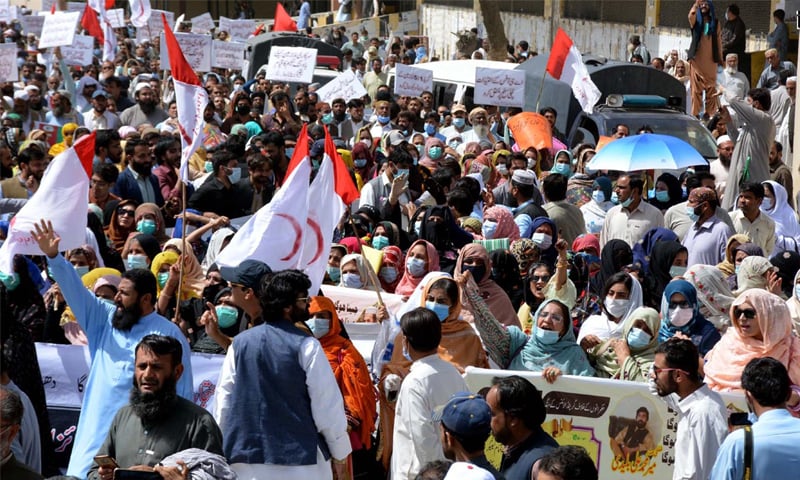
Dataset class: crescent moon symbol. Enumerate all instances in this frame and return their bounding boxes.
[306,217,324,265]
[276,213,304,262]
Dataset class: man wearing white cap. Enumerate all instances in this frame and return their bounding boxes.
[11,90,43,136]
[709,135,733,203]
[44,90,83,127]
[119,83,168,128]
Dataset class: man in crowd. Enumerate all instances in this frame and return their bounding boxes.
[600,174,664,249]
[757,48,795,90]
[0,145,46,199]
[687,0,722,118]
[188,150,247,218]
[509,170,547,238]
[543,173,584,246]
[112,138,164,206]
[682,187,734,266]
[719,54,749,101]
[11,90,44,135]
[611,124,629,139]
[31,219,193,478]
[710,358,800,479]
[709,136,732,203]
[119,83,168,128]
[0,387,42,480]
[88,335,223,480]
[536,446,598,480]
[730,182,776,255]
[438,392,503,478]
[650,339,728,480]
[769,141,793,203]
[339,98,367,144]
[441,104,471,141]
[238,153,275,214]
[214,269,351,479]
[721,4,746,60]
[44,90,82,127]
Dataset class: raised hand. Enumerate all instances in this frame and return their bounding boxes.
[30,219,60,258]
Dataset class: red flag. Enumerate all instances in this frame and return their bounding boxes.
[106,0,115,8]
[273,2,297,32]
[286,124,309,176]
[545,28,601,114]
[546,28,572,79]
[162,13,208,183]
[50,3,56,14]
[81,4,104,44]
[326,127,359,205]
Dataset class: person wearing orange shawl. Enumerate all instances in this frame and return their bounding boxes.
[394,239,440,297]
[704,289,800,401]
[379,246,403,293]
[375,272,488,470]
[454,243,521,329]
[104,199,138,253]
[307,297,379,477]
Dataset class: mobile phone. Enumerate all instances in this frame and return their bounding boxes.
[113,470,162,480]
[94,455,119,469]
[728,412,752,427]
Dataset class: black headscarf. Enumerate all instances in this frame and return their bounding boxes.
[770,250,800,298]
[592,239,632,296]
[645,241,687,308]
[132,234,162,262]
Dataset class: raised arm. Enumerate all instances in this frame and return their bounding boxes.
[455,271,512,367]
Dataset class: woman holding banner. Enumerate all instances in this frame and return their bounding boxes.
[592,307,660,382]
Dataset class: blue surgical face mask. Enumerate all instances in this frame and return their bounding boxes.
[424,124,436,135]
[415,144,424,156]
[216,305,240,328]
[735,265,740,275]
[592,190,605,203]
[204,161,213,173]
[305,316,331,338]
[0,272,20,291]
[372,234,390,250]
[402,341,413,361]
[74,265,90,278]
[342,272,363,289]
[627,327,652,350]
[452,117,466,129]
[428,146,443,160]
[686,205,700,222]
[285,147,295,159]
[228,167,242,184]
[621,196,634,208]
[157,272,169,288]
[126,254,148,270]
[611,191,620,204]
[655,190,670,202]
[354,158,367,168]
[425,300,450,322]
[535,325,560,345]
[377,114,391,124]
[396,168,409,179]
[448,140,460,150]
[413,221,422,237]
[482,220,498,239]
[137,219,157,235]
[322,112,334,125]
[669,265,687,278]
[407,257,426,276]
[380,266,398,284]
[326,265,341,283]
[795,284,800,300]
[553,163,571,176]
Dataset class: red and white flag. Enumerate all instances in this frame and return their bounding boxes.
[0,133,96,273]
[302,128,346,295]
[215,126,312,271]
[87,0,115,61]
[129,0,151,28]
[162,13,208,183]
[546,28,601,114]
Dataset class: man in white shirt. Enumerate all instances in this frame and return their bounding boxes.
[440,104,472,142]
[718,54,749,102]
[600,174,664,249]
[730,182,776,256]
[650,339,728,480]
[82,90,121,132]
[709,135,733,204]
[389,307,467,480]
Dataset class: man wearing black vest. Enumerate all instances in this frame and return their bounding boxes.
[213,270,351,480]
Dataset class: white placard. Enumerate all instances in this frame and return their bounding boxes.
[20,14,45,37]
[61,34,94,66]
[136,9,173,43]
[0,0,10,22]
[38,11,80,49]
[0,44,18,82]
[159,32,212,72]
[218,16,254,42]
[264,46,317,84]
[315,69,368,104]
[191,12,214,34]
[106,8,126,28]
[40,0,55,13]
[474,67,526,108]
[65,1,84,12]
[211,40,246,70]
[393,64,433,96]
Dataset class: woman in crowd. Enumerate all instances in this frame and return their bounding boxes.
[4,255,47,342]
[379,246,403,293]
[578,271,643,351]
[490,250,525,311]
[592,307,660,382]
[193,287,245,354]
[704,288,800,393]
[761,181,800,251]
[683,264,735,331]
[716,233,750,279]
[632,227,679,273]
[418,136,446,172]
[394,240,440,297]
[566,145,596,207]
[581,176,614,235]
[644,240,688,308]
[481,205,519,242]
[530,216,560,268]
[591,240,633,298]
[454,244,520,328]
[105,199,139,254]
[201,227,235,274]
[549,149,574,179]
[372,221,402,250]
[351,140,376,190]
[648,173,683,212]
[122,233,161,270]
[658,279,721,355]
[518,239,577,334]
[728,243,764,290]
[735,255,781,295]
[133,203,170,247]
[339,253,382,291]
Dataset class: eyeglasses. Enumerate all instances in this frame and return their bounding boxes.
[230,282,249,291]
[117,208,135,217]
[531,274,550,283]
[295,297,309,304]
[538,310,564,323]
[653,366,689,376]
[734,308,757,320]
[668,301,691,309]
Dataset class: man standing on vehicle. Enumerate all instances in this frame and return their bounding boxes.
[687,0,723,118]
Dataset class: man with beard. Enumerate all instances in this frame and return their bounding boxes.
[338,98,366,145]
[44,90,83,127]
[719,54,748,102]
[238,153,275,214]
[102,76,136,113]
[458,107,494,149]
[87,335,222,480]
[112,138,164,206]
[119,83,168,128]
[486,376,557,480]
[650,339,727,480]
[11,90,44,136]
[214,269,351,480]
[609,407,655,462]
[709,135,733,203]
[31,219,193,479]
[0,145,46,199]
[82,90,122,131]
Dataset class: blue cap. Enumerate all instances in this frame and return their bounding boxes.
[220,259,272,291]
[310,139,326,157]
[435,392,491,439]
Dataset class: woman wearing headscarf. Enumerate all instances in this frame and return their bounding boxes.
[578,272,644,352]
[371,221,401,250]
[201,227,235,274]
[683,264,735,331]
[350,141,375,190]
[454,244,521,328]
[490,250,526,310]
[510,238,540,280]
[376,273,488,469]
[394,239,440,297]
[591,239,633,297]
[632,227,680,273]
[47,122,78,157]
[648,173,682,212]
[716,233,750,278]
[418,136,445,172]
[592,307,661,382]
[735,255,781,295]
[566,146,595,207]
[122,233,161,271]
[378,246,403,293]
[482,205,519,242]
[105,199,138,253]
[3,255,47,342]
[132,203,170,246]
[658,279,721,355]
[549,149,574,179]
[530,216,559,268]
[581,176,615,235]
[644,241,688,308]
[770,250,800,299]
[307,296,378,477]
[338,253,382,291]
[418,205,471,272]
[704,289,800,392]
[761,180,800,251]
[728,243,765,290]
[787,269,800,336]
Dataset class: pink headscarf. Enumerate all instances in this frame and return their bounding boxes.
[394,240,440,296]
[704,288,800,392]
[483,206,519,242]
[418,136,445,171]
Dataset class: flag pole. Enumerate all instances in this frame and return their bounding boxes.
[174,181,187,328]
[534,71,547,112]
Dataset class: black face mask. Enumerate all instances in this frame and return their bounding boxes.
[202,283,225,304]
[462,264,486,282]
[235,104,250,116]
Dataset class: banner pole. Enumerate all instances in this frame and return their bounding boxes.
[175,181,187,328]
[534,71,547,112]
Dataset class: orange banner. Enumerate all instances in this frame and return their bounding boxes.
[507,112,553,151]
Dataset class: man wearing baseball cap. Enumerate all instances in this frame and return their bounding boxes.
[438,392,504,479]
[219,259,272,326]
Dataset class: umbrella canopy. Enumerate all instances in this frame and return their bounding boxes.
[585,133,707,171]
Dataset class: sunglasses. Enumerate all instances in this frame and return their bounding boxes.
[668,301,691,309]
[531,274,550,283]
[117,208,135,217]
[734,308,757,320]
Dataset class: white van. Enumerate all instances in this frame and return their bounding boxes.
[386,59,518,109]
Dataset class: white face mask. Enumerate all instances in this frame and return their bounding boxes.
[532,232,553,250]
[604,297,630,318]
[669,306,694,327]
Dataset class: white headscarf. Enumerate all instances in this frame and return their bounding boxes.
[201,228,235,274]
[761,180,800,249]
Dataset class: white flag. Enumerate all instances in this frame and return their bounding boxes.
[129,0,151,28]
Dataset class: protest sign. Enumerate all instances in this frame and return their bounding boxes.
[218,16,255,42]
[66,2,84,13]
[38,11,80,49]
[393,64,433,96]
[474,67,526,108]
[191,12,215,34]
[465,368,746,480]
[61,34,94,66]
[0,0,10,22]
[40,0,55,12]
[20,14,45,37]
[211,40,246,70]
[507,111,554,151]
[136,9,173,43]
[160,32,212,72]
[320,285,404,323]
[315,69,368,104]
[106,8,126,28]
[264,46,317,84]
[34,122,60,145]
[0,44,18,82]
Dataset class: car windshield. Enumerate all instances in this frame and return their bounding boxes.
[602,114,717,158]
